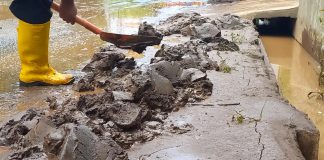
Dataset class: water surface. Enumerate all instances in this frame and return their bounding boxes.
[0,0,207,120]
[262,36,324,159]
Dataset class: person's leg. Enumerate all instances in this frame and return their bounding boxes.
[10,0,53,24]
[10,0,74,86]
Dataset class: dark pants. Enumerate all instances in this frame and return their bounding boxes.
[10,0,53,24]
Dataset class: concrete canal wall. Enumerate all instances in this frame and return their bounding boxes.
[294,0,324,62]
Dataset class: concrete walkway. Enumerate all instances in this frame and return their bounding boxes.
[198,0,299,19]
[128,25,319,159]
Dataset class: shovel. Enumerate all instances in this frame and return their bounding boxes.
[51,2,162,52]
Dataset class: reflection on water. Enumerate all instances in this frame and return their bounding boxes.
[0,5,13,20]
[262,36,324,160]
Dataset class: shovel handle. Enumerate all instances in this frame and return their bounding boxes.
[51,2,103,35]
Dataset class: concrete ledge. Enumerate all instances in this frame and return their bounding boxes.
[199,0,299,19]
[128,25,319,160]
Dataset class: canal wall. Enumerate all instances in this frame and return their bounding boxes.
[294,0,324,84]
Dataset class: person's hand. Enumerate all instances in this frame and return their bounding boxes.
[59,0,77,25]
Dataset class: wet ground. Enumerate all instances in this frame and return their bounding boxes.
[0,0,323,159]
[0,0,207,120]
[0,10,318,160]
[262,36,324,159]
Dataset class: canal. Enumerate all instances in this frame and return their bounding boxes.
[262,35,324,159]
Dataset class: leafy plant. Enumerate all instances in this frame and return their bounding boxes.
[219,60,232,73]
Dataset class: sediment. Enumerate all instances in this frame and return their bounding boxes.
[0,12,319,160]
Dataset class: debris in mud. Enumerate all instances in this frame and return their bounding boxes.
[215,14,249,30]
[150,70,174,95]
[128,71,152,102]
[307,92,324,100]
[0,12,252,159]
[112,91,134,101]
[166,122,193,134]
[181,22,221,41]
[157,12,212,36]
[154,40,219,72]
[217,102,240,106]
[116,57,136,70]
[207,37,240,51]
[43,124,127,160]
[180,68,207,82]
[0,109,44,146]
[109,102,143,130]
[74,91,114,118]
[189,80,213,101]
[8,145,47,160]
[144,92,175,111]
[145,121,162,130]
[151,61,183,84]
[129,22,164,53]
[82,46,127,73]
[73,78,95,92]
[46,96,59,110]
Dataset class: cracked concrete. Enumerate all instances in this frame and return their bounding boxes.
[128,24,319,160]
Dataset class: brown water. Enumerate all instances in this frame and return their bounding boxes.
[0,0,207,121]
[262,36,324,159]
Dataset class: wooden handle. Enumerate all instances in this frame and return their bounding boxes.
[51,2,103,35]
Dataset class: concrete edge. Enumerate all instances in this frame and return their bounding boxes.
[239,6,299,19]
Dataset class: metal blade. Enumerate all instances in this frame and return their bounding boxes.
[100,32,163,52]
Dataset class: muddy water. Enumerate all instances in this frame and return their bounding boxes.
[261,36,324,159]
[0,1,206,119]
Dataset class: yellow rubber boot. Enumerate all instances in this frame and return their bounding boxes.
[17,20,74,86]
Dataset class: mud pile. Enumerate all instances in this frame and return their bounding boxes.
[0,13,248,160]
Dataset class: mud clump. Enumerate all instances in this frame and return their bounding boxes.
[43,124,127,160]
[106,102,143,130]
[46,96,59,110]
[8,145,47,160]
[157,12,211,36]
[154,40,220,72]
[73,79,95,92]
[215,14,250,30]
[181,22,221,42]
[82,46,127,73]
[0,109,44,147]
[134,22,164,53]
[207,37,239,51]
[138,22,163,38]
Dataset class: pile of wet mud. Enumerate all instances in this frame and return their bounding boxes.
[0,13,249,160]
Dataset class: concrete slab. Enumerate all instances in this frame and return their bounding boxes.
[198,0,299,19]
[128,23,319,160]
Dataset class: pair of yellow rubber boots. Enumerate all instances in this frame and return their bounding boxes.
[17,20,74,86]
